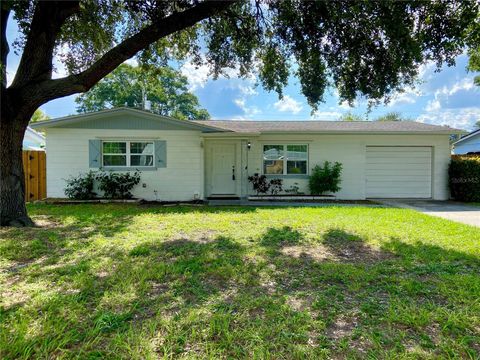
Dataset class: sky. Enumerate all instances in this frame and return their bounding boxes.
[5,15,480,131]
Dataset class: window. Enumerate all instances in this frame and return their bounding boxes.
[263,144,308,175]
[102,141,154,167]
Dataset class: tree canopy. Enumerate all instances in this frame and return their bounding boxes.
[29,109,50,123]
[374,112,411,122]
[3,0,479,112]
[75,64,210,120]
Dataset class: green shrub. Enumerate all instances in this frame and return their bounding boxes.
[96,171,141,199]
[64,171,96,200]
[448,158,480,202]
[308,161,342,195]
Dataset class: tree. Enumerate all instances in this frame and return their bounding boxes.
[29,109,50,123]
[75,64,210,120]
[1,1,479,226]
[374,112,411,122]
[467,47,480,86]
[339,112,363,122]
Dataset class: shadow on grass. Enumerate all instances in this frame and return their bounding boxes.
[1,217,480,358]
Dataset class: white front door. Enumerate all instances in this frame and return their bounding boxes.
[211,144,237,195]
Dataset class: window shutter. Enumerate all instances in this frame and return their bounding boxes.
[89,139,102,168]
[154,140,167,168]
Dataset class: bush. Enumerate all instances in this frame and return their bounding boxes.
[248,173,270,194]
[308,161,342,195]
[247,173,283,195]
[448,158,480,202]
[64,171,96,200]
[96,171,141,199]
[269,178,283,195]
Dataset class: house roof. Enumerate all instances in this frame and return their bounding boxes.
[30,107,464,135]
[192,120,463,134]
[30,107,229,133]
[453,128,480,145]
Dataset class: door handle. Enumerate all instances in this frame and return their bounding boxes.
[232,165,235,180]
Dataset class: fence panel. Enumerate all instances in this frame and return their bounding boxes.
[23,150,46,202]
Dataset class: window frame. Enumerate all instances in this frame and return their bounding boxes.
[262,144,309,176]
[102,140,155,168]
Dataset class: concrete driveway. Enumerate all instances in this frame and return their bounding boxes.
[378,200,480,227]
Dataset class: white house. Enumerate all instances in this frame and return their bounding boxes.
[452,129,480,155]
[31,107,462,201]
[23,126,45,151]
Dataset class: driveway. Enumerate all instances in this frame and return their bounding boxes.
[378,200,480,227]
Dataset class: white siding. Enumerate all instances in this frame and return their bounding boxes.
[45,129,204,201]
[241,134,451,200]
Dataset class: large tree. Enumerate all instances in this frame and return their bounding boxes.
[76,63,210,120]
[1,0,478,226]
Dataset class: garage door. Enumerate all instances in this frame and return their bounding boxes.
[366,146,432,198]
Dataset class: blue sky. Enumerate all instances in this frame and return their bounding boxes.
[5,15,480,131]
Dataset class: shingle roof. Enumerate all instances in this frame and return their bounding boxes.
[192,120,462,134]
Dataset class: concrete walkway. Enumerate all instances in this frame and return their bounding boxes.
[377,200,480,227]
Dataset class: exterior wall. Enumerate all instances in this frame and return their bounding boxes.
[240,134,451,200]
[45,128,204,201]
[453,134,480,154]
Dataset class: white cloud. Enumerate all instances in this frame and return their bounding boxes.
[425,99,441,112]
[273,95,303,114]
[180,61,210,91]
[234,98,260,118]
[417,107,480,130]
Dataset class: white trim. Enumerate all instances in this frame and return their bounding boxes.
[102,140,155,168]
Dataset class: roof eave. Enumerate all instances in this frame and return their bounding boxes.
[30,107,228,133]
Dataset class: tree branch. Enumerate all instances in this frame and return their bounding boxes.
[10,1,80,89]
[40,0,235,101]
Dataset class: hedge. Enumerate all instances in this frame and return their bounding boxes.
[448,156,480,202]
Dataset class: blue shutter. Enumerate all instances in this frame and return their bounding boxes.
[89,140,102,168]
[154,140,166,168]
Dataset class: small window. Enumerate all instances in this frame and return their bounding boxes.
[263,145,284,174]
[103,142,127,167]
[102,141,154,167]
[263,144,308,175]
[130,142,154,167]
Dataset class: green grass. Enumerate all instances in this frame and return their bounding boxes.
[1,204,479,359]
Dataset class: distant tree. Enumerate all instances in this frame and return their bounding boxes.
[475,120,480,129]
[76,64,210,120]
[467,47,480,86]
[339,112,363,122]
[29,109,50,123]
[374,112,411,121]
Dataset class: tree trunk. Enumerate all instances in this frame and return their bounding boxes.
[0,107,34,227]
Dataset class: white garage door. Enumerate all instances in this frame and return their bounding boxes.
[366,146,432,198]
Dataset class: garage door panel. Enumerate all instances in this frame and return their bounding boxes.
[366,146,432,198]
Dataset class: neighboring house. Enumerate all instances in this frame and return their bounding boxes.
[23,126,45,151]
[452,129,480,155]
[31,107,462,201]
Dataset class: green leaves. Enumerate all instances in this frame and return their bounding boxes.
[75,63,210,120]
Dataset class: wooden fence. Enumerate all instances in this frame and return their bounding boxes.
[23,150,46,202]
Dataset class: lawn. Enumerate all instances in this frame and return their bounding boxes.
[1,204,479,359]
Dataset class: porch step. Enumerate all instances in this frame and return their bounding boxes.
[207,196,241,200]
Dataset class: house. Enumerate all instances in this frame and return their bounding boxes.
[31,107,462,201]
[452,129,480,155]
[23,126,45,151]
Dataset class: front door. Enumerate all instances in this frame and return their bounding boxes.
[211,144,236,195]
